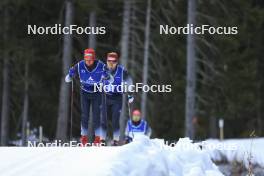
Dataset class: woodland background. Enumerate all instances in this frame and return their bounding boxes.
[0,0,264,145]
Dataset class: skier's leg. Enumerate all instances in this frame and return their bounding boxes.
[107,102,112,130]
[111,96,122,142]
[92,92,104,142]
[80,90,91,144]
[100,93,108,141]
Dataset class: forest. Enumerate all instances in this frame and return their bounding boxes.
[0,0,264,146]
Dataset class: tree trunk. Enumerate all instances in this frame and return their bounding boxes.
[1,58,10,146]
[1,8,11,146]
[56,0,74,141]
[120,0,131,68]
[257,56,264,136]
[119,0,131,140]
[22,59,29,146]
[88,9,97,142]
[130,0,136,78]
[209,115,217,138]
[88,11,96,49]
[185,0,197,139]
[141,0,151,119]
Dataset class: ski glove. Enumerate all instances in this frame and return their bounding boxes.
[125,136,133,143]
[69,67,75,78]
[101,71,114,84]
[128,95,134,103]
[101,71,110,80]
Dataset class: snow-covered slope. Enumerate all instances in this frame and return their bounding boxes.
[205,138,264,168]
[0,136,223,176]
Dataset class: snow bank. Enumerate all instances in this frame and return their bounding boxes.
[0,136,223,176]
[204,138,264,168]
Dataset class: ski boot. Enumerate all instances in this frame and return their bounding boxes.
[80,135,88,147]
[93,136,106,146]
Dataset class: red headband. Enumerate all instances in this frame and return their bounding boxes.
[84,48,95,60]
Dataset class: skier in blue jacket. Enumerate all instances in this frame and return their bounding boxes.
[101,52,134,145]
[65,48,106,146]
[125,109,151,143]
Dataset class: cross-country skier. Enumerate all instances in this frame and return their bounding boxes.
[125,109,151,143]
[101,52,134,145]
[65,48,106,146]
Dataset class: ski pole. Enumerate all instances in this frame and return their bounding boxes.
[102,80,107,142]
[70,79,74,141]
[127,95,132,119]
[127,95,134,139]
[100,75,108,144]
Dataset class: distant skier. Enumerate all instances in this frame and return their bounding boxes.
[65,48,106,146]
[101,52,134,145]
[125,109,151,143]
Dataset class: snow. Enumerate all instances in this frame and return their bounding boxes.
[204,138,264,168]
[0,136,223,176]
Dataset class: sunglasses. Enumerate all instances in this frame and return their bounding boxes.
[107,60,117,63]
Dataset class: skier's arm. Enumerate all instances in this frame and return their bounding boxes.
[123,70,133,88]
[101,65,114,83]
[65,64,78,82]
[123,70,134,103]
[145,124,152,137]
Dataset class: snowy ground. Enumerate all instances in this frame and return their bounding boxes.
[204,138,264,168]
[0,136,223,176]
